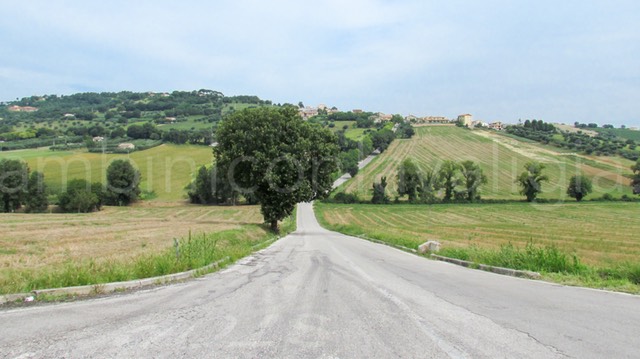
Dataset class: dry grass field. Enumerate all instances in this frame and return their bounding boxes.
[0,203,265,293]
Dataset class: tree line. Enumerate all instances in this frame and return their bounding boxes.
[0,158,141,213]
[506,120,639,161]
[334,158,640,205]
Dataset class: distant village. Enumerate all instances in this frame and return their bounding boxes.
[298,104,506,131]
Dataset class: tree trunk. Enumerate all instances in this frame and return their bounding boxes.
[270,219,279,234]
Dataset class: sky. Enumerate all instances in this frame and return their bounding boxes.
[1,0,639,126]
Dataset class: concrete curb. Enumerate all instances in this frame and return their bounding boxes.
[0,256,231,305]
[355,234,417,254]
[431,254,541,279]
[353,234,541,280]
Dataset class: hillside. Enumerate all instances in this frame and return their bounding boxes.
[338,126,635,200]
[0,144,213,201]
[0,90,273,151]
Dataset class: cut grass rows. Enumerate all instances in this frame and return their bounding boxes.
[339,126,634,200]
[315,202,640,292]
[315,202,640,266]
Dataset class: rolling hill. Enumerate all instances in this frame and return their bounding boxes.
[0,144,213,201]
[338,125,635,200]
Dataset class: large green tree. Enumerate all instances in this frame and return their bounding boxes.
[516,161,549,202]
[214,106,339,232]
[397,159,422,202]
[371,176,390,204]
[460,160,487,202]
[438,160,461,202]
[58,179,103,213]
[632,159,640,195]
[567,175,593,202]
[104,159,141,206]
[339,149,360,177]
[0,159,28,212]
[25,171,49,212]
[186,164,238,205]
[418,167,441,203]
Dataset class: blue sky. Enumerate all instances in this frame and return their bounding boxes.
[1,0,639,126]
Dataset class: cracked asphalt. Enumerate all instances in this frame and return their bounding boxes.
[1,202,639,358]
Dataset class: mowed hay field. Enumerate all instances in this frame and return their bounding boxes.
[0,144,213,201]
[339,126,635,200]
[0,203,265,294]
[315,202,640,267]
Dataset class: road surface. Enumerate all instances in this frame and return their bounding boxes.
[1,203,639,358]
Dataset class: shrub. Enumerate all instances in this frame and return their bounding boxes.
[333,192,360,204]
[58,179,103,213]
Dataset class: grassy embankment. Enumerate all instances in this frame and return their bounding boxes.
[0,144,212,201]
[337,126,635,201]
[0,204,295,295]
[315,201,640,293]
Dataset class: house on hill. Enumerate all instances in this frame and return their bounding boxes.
[421,116,450,125]
[488,122,505,131]
[8,105,38,112]
[371,112,393,124]
[405,115,419,123]
[117,143,135,150]
[298,106,318,120]
[457,114,473,127]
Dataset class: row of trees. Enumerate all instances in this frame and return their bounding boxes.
[507,121,639,161]
[0,159,141,213]
[394,159,488,203]
[365,160,619,205]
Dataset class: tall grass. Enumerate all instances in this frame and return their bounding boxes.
[439,242,585,274]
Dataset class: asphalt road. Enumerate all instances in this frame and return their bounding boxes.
[2,202,639,358]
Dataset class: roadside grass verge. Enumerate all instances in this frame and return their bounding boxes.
[0,213,295,295]
[315,202,640,294]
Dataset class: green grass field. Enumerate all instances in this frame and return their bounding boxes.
[157,116,215,131]
[315,201,640,292]
[315,202,639,266]
[338,126,634,200]
[0,144,213,201]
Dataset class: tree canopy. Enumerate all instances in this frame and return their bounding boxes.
[460,160,488,202]
[397,159,422,202]
[567,175,593,202]
[214,106,339,232]
[104,159,141,206]
[58,179,103,213]
[0,159,28,212]
[632,159,640,195]
[516,161,549,202]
